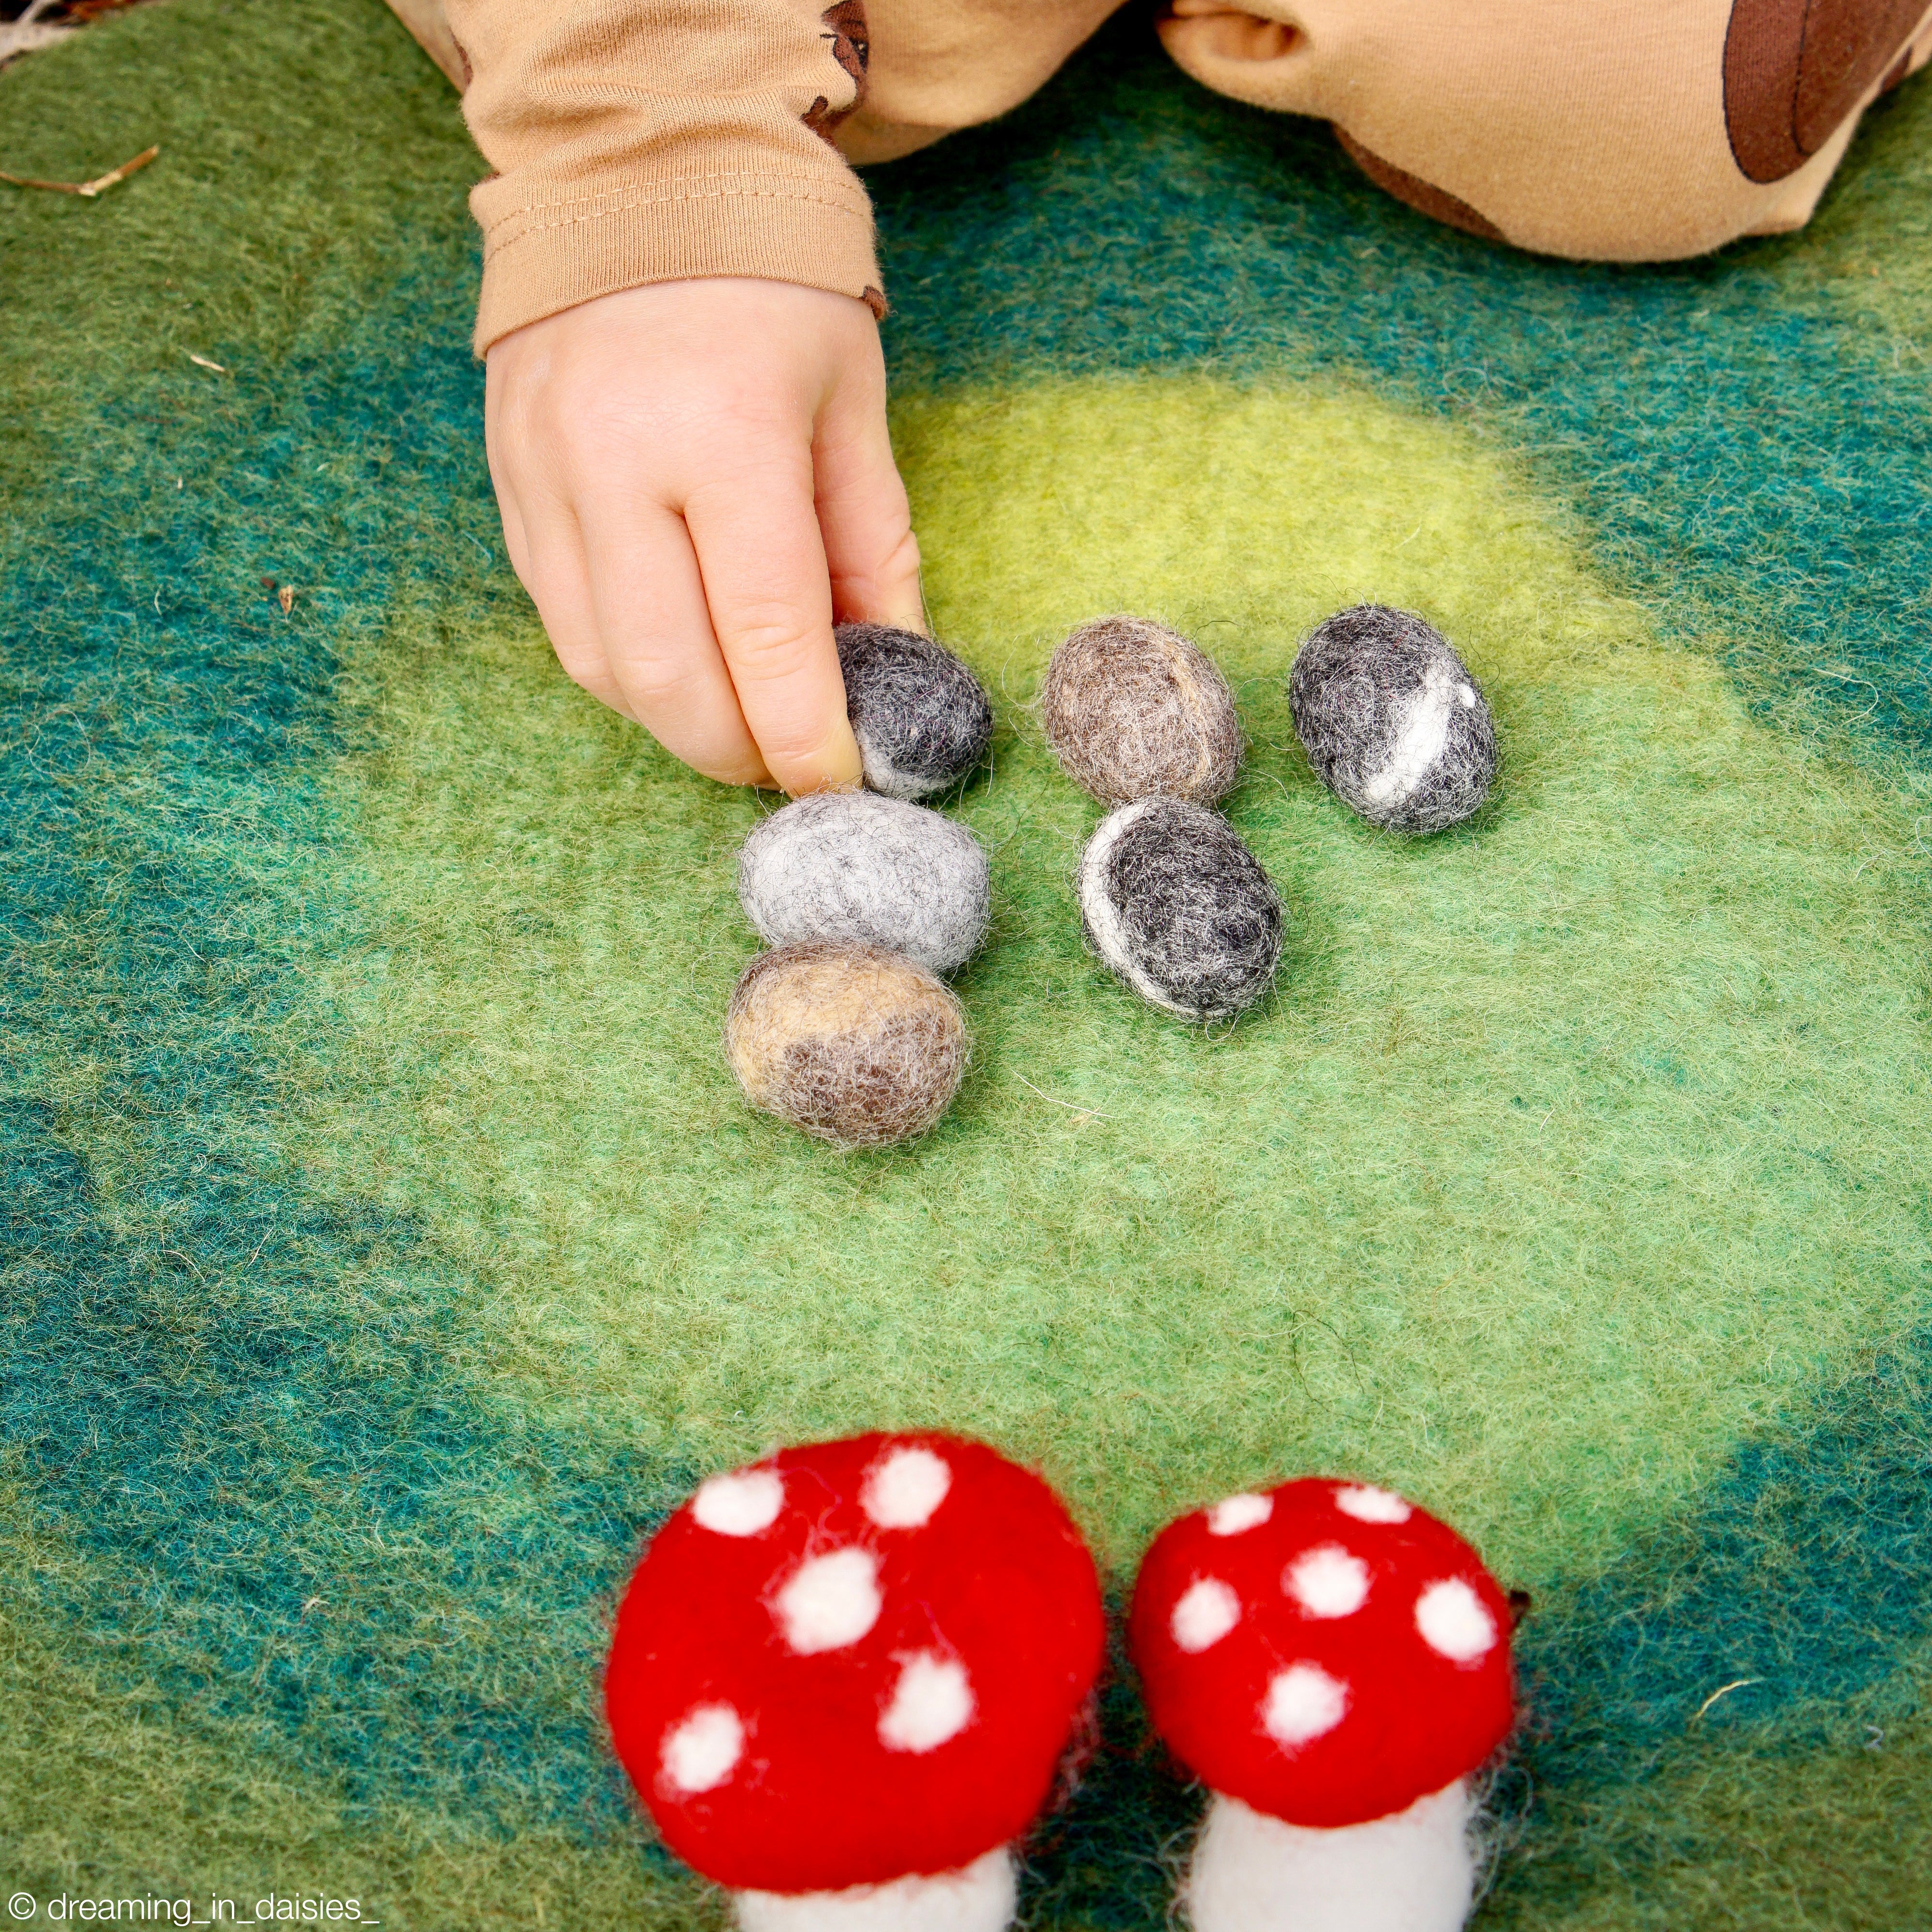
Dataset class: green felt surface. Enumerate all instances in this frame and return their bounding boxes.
[4,2,1932,1926]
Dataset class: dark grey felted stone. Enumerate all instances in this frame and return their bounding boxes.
[1288,606,1497,834]
[1076,799,1284,1020]
[835,622,995,800]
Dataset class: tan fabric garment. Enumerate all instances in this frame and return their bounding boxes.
[384,0,1932,353]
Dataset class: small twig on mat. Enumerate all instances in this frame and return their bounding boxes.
[188,353,227,374]
[1690,1676,1762,1723]
[0,142,158,198]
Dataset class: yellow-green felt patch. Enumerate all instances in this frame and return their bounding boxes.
[304,375,1932,1589]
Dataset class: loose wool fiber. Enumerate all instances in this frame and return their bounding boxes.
[737,791,990,975]
[1041,616,1244,804]
[1289,607,1496,833]
[724,943,969,1148]
[837,623,995,800]
[1077,799,1283,1019]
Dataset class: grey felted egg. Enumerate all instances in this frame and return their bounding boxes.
[737,790,989,975]
[1041,616,1244,805]
[725,941,969,1149]
[1288,606,1496,833]
[1077,798,1283,1020]
[836,622,994,800]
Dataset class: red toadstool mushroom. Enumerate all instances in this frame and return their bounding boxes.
[606,1433,1105,1930]
[1128,1478,1515,1932]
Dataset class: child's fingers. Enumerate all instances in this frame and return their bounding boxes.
[510,492,642,725]
[577,496,773,788]
[684,451,864,796]
[814,366,926,637]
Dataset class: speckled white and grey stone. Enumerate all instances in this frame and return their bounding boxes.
[836,622,994,801]
[1288,606,1496,834]
[1076,799,1283,1020]
[737,790,990,976]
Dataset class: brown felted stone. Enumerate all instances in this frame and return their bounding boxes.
[1040,617,1245,805]
[724,942,970,1150]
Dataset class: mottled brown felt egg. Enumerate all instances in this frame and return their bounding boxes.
[1041,617,1244,805]
[724,942,969,1150]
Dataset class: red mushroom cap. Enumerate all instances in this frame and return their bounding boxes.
[1128,1478,1514,1829]
[605,1432,1105,1893]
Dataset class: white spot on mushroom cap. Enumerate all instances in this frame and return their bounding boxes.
[1285,1544,1370,1619]
[862,1446,952,1530]
[878,1651,975,1753]
[662,1703,743,1794]
[1334,1483,1412,1524]
[693,1469,785,1537]
[1207,1493,1274,1536]
[1172,1577,1242,1653]
[1263,1664,1349,1748]
[775,1548,882,1654]
[1416,1578,1497,1663]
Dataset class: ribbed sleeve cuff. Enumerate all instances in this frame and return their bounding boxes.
[469,170,884,353]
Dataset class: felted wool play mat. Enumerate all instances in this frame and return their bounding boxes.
[5,2,1932,1923]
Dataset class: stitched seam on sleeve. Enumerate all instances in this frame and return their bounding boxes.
[483,183,873,256]
[496,168,866,221]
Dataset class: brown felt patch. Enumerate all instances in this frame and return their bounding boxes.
[805,0,870,142]
[1723,0,1924,182]
[1334,128,1505,243]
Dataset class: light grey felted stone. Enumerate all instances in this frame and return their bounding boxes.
[1288,606,1497,834]
[836,622,995,800]
[1077,799,1284,1020]
[737,790,990,975]
[1040,616,1245,805]
[725,942,969,1149]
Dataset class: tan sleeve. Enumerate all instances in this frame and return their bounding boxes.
[440,0,884,353]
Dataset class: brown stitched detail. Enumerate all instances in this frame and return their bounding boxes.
[1723,0,1924,182]
[1334,129,1505,242]
[483,185,877,257]
[805,0,869,145]
[493,170,870,225]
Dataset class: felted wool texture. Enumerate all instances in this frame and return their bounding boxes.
[724,943,970,1149]
[1128,1479,1511,1830]
[736,790,990,975]
[1184,1788,1476,1932]
[12,2,1932,1926]
[606,1435,1103,1891]
[1040,616,1244,805]
[1076,799,1283,1019]
[193,381,1932,1927]
[836,623,995,801]
[1289,607,1497,833]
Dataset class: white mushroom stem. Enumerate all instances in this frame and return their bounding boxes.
[735,1847,1017,1932]
[1183,1781,1476,1932]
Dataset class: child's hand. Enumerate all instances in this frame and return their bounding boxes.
[483,277,924,794]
